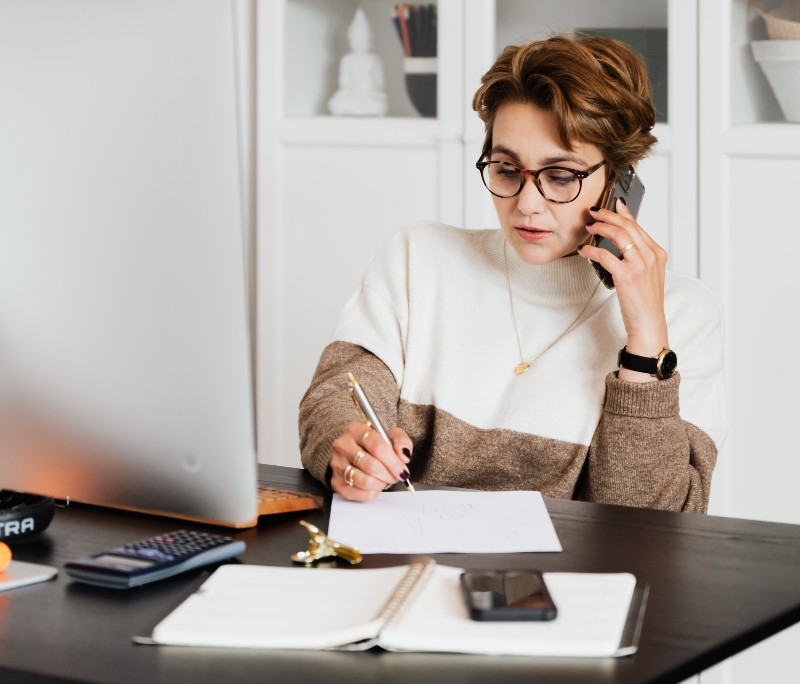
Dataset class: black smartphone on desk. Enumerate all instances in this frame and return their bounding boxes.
[460,570,557,621]
[590,165,645,290]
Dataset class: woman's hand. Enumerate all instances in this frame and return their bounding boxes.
[330,421,413,501]
[580,198,669,382]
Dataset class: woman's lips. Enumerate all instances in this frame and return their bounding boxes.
[515,226,553,241]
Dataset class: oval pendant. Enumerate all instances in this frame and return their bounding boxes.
[514,362,530,375]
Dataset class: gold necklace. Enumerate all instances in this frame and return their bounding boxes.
[503,240,600,375]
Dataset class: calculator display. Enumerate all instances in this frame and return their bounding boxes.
[93,555,156,570]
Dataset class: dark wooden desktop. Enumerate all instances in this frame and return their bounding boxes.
[3,465,800,684]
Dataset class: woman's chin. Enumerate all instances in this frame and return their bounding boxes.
[508,241,566,265]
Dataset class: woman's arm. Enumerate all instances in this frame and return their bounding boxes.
[578,373,717,512]
[576,199,724,512]
[299,341,411,497]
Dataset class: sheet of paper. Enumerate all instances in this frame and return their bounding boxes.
[328,490,562,553]
[0,561,58,592]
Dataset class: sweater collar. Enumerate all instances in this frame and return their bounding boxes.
[484,229,601,303]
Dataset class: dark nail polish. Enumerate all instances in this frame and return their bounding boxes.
[590,205,600,212]
[576,245,583,252]
[399,470,410,481]
[618,196,627,206]
[402,447,412,460]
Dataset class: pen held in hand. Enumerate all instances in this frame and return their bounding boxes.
[347,372,415,493]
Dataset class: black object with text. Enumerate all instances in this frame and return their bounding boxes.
[64,530,245,589]
[460,570,557,621]
[590,165,645,290]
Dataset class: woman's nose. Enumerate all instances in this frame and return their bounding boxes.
[515,176,548,215]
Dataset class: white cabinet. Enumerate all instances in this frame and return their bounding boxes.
[700,1,800,682]
[700,0,800,528]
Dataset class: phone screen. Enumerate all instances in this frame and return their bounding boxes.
[590,165,645,289]
[460,570,557,621]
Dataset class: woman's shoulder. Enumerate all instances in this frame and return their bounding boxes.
[664,271,724,329]
[372,222,496,265]
[391,221,492,245]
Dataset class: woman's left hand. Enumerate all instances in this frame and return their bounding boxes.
[579,198,669,382]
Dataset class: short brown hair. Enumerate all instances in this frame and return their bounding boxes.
[472,34,657,174]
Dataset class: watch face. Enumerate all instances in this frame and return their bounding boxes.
[657,350,678,379]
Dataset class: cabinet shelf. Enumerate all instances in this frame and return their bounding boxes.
[283,0,439,119]
[722,123,800,157]
[277,119,675,152]
[277,116,441,146]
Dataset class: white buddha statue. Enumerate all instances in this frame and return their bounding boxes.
[328,8,388,116]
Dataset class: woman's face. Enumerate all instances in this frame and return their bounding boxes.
[488,101,607,265]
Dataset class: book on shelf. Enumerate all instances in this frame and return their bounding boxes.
[135,557,647,658]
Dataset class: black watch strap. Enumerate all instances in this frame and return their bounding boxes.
[617,346,678,380]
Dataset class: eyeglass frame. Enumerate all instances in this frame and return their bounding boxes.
[475,158,607,204]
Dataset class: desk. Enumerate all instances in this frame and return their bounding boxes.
[2,465,800,684]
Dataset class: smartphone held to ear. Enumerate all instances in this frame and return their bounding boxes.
[590,165,645,290]
[460,570,557,621]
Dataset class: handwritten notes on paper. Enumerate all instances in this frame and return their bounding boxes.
[328,490,562,554]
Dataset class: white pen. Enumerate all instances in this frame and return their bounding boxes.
[347,372,415,493]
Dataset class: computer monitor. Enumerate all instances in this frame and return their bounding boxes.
[0,0,259,526]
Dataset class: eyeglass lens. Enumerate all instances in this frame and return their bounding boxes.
[481,162,582,202]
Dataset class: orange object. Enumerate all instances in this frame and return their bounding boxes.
[0,541,11,571]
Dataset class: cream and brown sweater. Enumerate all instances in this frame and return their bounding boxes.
[300,223,727,513]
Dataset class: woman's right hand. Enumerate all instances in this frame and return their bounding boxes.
[330,421,412,501]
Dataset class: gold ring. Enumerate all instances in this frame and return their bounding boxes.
[622,242,635,252]
[353,450,366,468]
[344,465,355,487]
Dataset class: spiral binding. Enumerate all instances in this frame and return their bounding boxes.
[376,556,437,630]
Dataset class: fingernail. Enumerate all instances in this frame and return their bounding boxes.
[399,470,410,481]
[576,245,584,253]
[402,447,412,462]
[617,196,627,206]
[590,205,600,212]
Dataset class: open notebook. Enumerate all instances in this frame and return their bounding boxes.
[135,557,648,657]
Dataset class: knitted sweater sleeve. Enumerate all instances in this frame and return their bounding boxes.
[299,342,400,486]
[578,373,717,512]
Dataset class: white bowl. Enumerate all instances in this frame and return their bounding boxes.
[752,40,800,122]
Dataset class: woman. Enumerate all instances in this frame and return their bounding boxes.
[299,35,727,512]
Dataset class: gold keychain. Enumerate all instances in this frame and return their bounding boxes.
[291,520,362,565]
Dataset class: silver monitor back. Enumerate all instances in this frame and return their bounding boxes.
[0,0,259,526]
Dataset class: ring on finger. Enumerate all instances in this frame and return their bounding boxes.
[622,242,636,253]
[344,464,356,487]
[353,449,366,468]
[362,429,371,443]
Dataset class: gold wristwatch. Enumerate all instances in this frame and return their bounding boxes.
[617,346,678,380]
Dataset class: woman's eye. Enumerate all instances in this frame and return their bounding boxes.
[493,164,520,178]
[543,170,577,185]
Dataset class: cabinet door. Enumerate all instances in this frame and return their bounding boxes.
[257,0,464,468]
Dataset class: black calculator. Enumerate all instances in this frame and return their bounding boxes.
[64,530,246,589]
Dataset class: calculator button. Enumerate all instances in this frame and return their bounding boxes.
[136,548,173,561]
